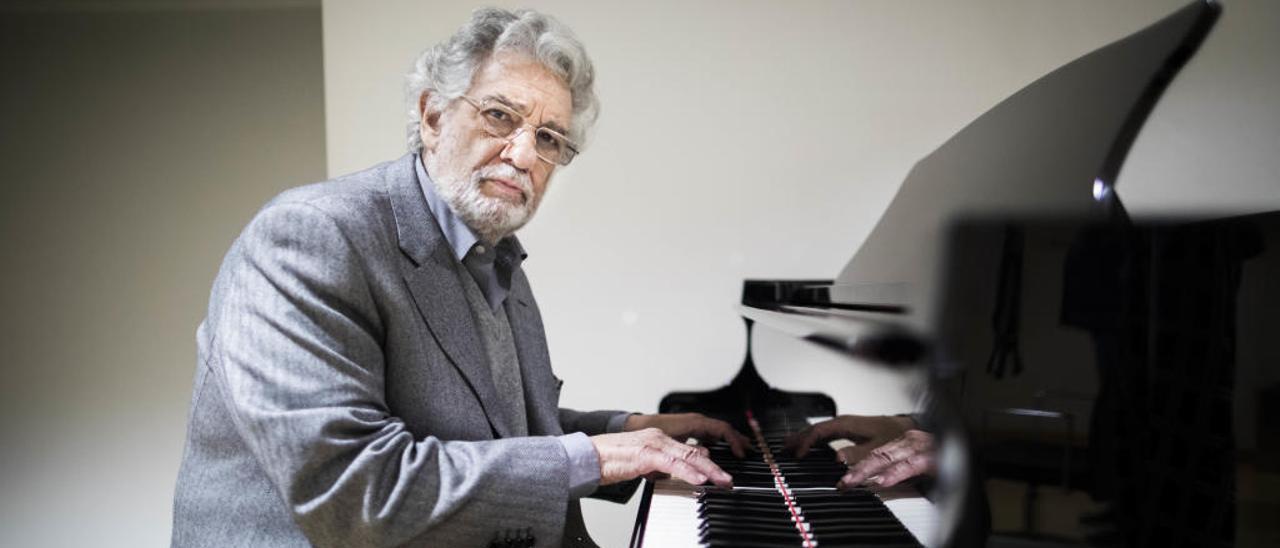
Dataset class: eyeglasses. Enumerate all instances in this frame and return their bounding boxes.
[458,96,579,166]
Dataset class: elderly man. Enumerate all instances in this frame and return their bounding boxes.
[171,8,747,548]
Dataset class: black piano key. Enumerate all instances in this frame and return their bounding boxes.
[790,491,881,502]
[764,471,843,479]
[701,498,789,512]
[703,539,809,548]
[810,522,917,534]
[697,511,796,524]
[737,479,786,488]
[700,523,802,537]
[697,505,800,521]
[811,517,905,528]
[716,462,845,473]
[700,527,810,546]
[700,496,888,513]
[720,476,783,485]
[810,532,919,546]
[805,501,899,514]
[796,506,898,520]
[699,518,801,534]
[642,409,925,548]
[806,542,920,548]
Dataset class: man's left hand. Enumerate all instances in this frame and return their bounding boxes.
[624,413,751,458]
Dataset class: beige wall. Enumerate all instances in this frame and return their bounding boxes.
[322,0,1278,544]
[0,3,325,546]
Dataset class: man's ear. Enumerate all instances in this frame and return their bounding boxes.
[418,91,444,151]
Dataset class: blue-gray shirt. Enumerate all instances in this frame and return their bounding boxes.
[414,155,627,499]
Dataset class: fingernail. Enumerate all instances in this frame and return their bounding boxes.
[696,475,708,484]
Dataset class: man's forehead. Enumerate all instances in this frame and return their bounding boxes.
[468,53,573,126]
[478,93,571,135]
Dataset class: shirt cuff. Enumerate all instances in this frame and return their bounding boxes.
[558,432,601,499]
[605,412,636,434]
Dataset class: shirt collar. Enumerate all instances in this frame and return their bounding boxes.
[414,154,528,264]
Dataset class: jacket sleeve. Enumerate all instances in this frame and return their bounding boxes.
[557,410,640,503]
[207,200,569,547]
[557,408,631,436]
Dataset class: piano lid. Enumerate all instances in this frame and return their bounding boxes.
[738,279,926,365]
[828,0,1221,332]
[740,1,1219,362]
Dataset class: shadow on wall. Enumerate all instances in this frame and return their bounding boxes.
[0,3,326,547]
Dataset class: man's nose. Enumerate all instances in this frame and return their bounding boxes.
[500,127,539,171]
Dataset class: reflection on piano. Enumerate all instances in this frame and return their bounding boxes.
[629,1,1280,546]
[630,298,940,547]
[631,314,936,547]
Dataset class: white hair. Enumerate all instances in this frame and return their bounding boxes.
[405,8,599,152]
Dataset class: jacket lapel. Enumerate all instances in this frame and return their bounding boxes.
[505,270,562,436]
[385,154,514,439]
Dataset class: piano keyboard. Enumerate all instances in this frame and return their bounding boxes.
[633,414,938,547]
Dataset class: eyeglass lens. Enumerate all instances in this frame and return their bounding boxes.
[473,101,575,165]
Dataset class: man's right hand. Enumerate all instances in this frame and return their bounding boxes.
[591,428,733,488]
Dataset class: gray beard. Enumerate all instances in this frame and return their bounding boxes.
[425,155,539,245]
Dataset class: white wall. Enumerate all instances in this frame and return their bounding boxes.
[0,3,326,547]
[320,1,1280,545]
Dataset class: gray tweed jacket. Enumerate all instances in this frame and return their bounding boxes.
[171,154,625,547]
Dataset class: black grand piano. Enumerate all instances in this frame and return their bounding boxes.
[628,2,1280,546]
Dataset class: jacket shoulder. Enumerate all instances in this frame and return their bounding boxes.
[263,158,401,227]
[224,157,412,277]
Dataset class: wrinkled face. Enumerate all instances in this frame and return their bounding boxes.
[419,52,573,243]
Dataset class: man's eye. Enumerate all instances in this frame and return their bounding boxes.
[536,131,559,147]
[483,108,511,122]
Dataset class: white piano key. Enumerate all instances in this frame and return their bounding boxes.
[880,483,939,547]
[638,478,703,548]
[637,417,942,547]
[639,480,939,547]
